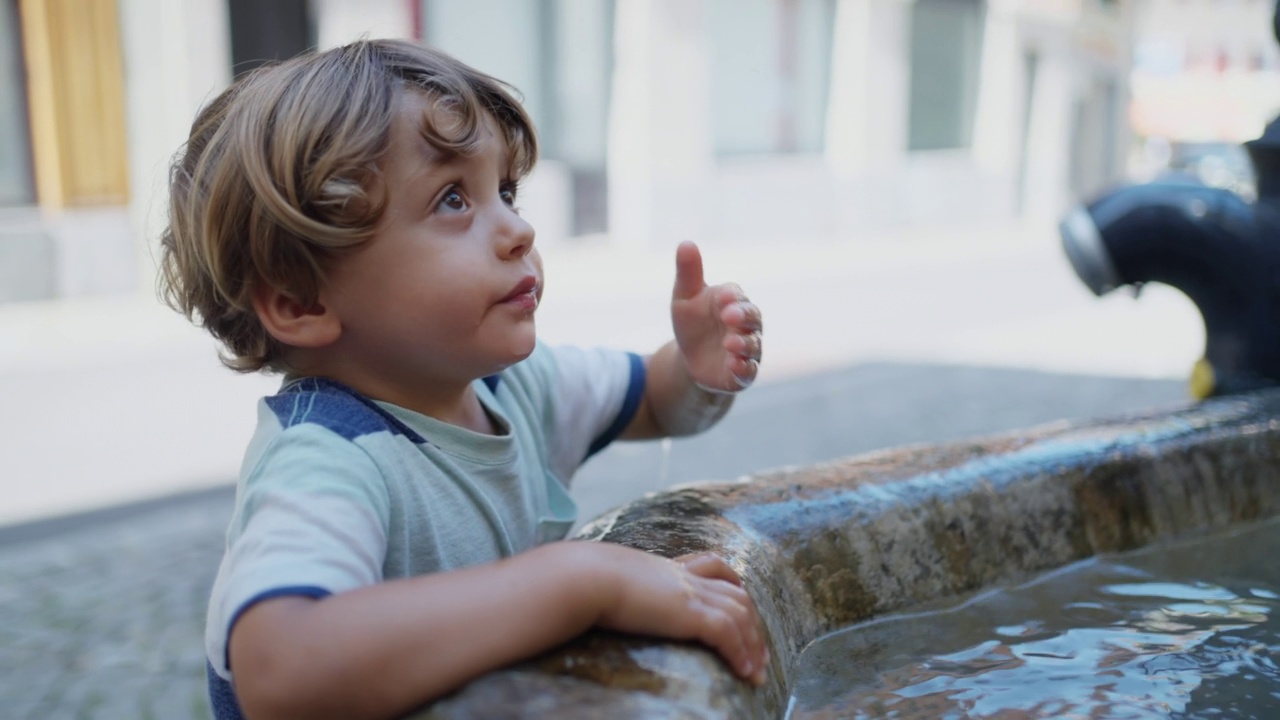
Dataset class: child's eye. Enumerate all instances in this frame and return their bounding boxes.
[438,188,468,213]
[499,182,519,208]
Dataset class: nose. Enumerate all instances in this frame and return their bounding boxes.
[495,204,535,260]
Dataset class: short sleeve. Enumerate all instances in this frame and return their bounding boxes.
[205,423,391,675]
[542,345,646,483]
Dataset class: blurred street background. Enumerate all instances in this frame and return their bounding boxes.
[1,0,1277,717]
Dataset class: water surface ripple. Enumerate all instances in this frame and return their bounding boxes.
[788,517,1280,719]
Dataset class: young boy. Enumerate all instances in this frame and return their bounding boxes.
[161,39,766,720]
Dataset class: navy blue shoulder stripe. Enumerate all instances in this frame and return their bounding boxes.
[586,352,646,460]
[265,377,426,443]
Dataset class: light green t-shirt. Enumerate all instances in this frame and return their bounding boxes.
[204,342,645,682]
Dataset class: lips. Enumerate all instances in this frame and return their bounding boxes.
[498,275,539,310]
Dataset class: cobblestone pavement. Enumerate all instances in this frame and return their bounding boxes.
[0,363,1188,719]
[0,494,229,719]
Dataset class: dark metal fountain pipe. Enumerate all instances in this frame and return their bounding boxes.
[1058,1,1280,399]
[1058,178,1280,398]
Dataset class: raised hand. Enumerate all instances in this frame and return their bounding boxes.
[670,241,763,393]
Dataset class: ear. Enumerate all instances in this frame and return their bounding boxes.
[252,283,341,349]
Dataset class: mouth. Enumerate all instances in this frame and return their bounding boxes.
[498,275,540,311]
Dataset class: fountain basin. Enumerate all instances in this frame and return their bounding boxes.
[423,389,1280,719]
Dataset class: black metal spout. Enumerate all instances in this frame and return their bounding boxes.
[1058,2,1280,398]
[1059,177,1280,398]
[1246,118,1280,201]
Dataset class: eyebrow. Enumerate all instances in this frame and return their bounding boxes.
[405,110,516,184]
[410,131,456,167]
[401,133,465,190]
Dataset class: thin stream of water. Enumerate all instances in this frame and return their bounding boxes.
[787,516,1280,719]
[659,436,673,487]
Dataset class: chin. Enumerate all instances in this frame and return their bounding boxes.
[510,337,537,363]
[477,319,537,374]
[499,329,538,366]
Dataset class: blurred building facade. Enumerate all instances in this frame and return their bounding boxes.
[0,0,1136,306]
[1127,0,1280,195]
[1131,0,1279,144]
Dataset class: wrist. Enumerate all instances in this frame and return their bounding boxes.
[544,541,621,626]
[665,364,734,435]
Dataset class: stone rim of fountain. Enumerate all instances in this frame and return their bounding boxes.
[423,388,1280,719]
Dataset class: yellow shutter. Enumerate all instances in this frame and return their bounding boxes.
[19,0,129,208]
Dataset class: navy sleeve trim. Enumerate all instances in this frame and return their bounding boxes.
[586,352,646,460]
[223,585,332,670]
[208,661,246,720]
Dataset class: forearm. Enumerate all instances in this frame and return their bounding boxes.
[635,341,734,438]
[230,541,612,720]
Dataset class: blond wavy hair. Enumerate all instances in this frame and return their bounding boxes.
[159,39,538,373]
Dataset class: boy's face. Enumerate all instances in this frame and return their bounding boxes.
[318,90,541,393]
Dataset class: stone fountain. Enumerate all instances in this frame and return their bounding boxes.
[418,389,1280,719]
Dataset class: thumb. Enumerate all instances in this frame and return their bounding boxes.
[672,241,706,301]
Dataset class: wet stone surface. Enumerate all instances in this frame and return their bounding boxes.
[0,496,229,720]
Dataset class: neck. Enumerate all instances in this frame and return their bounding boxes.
[290,354,497,434]
[369,377,498,434]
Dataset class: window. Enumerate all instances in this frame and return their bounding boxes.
[229,0,314,77]
[709,0,836,156]
[907,0,985,151]
[1070,77,1120,198]
[17,0,129,207]
[0,0,34,205]
[422,0,615,234]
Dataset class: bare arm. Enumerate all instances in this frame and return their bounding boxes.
[623,241,763,440]
[229,541,767,720]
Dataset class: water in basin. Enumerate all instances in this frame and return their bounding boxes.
[787,517,1280,719]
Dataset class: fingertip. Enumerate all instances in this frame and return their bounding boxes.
[753,633,771,685]
[719,302,744,325]
[687,554,745,586]
[722,333,745,356]
[729,355,758,383]
[722,283,745,302]
[743,634,769,686]
[673,242,706,300]
[675,240,702,270]
[676,551,717,571]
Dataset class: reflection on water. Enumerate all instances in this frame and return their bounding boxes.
[788,517,1280,719]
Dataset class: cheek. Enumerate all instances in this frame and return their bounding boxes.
[334,241,490,333]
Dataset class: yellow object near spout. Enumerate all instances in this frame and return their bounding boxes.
[1190,358,1216,400]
